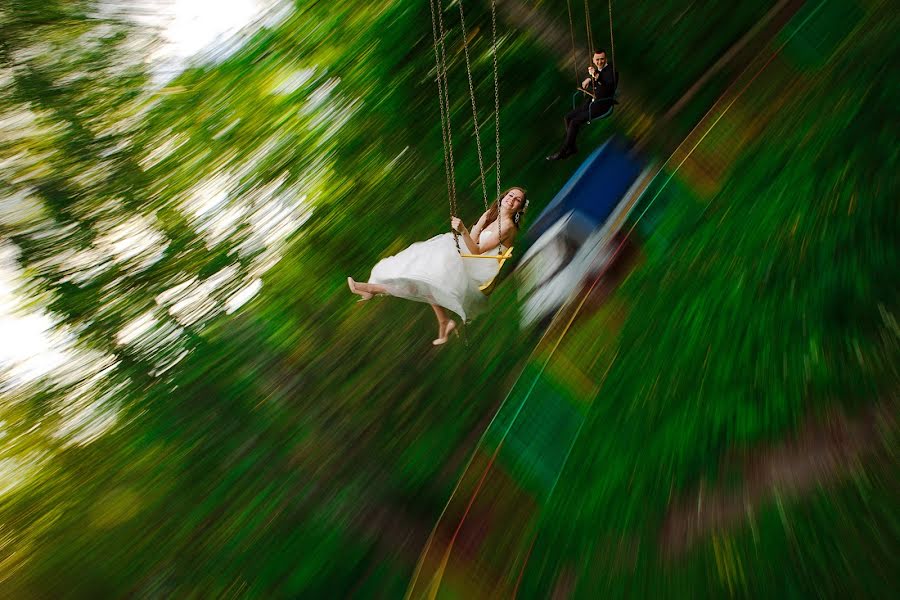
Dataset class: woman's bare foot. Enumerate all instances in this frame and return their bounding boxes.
[432,319,457,346]
[347,277,373,301]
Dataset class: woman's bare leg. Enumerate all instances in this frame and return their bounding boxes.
[347,277,388,300]
[357,281,388,294]
[430,304,457,345]
[431,304,448,334]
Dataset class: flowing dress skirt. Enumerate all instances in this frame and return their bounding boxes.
[369,233,501,321]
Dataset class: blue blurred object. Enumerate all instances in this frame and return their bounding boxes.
[526,136,644,245]
[517,136,651,329]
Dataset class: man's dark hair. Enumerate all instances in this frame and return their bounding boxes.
[593,49,607,56]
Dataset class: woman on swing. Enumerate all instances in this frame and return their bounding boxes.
[348,187,528,345]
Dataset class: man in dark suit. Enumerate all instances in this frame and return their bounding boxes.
[547,49,617,161]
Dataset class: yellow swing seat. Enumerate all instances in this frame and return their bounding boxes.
[459,246,514,295]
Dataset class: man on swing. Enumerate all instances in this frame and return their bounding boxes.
[547,49,617,161]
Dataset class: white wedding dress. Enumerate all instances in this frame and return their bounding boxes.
[368,232,503,321]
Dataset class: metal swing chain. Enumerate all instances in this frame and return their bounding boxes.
[428,0,452,211]
[435,0,457,217]
[584,0,595,55]
[456,0,490,215]
[608,0,616,75]
[435,1,457,214]
[566,0,580,85]
[428,0,460,250]
[491,0,503,250]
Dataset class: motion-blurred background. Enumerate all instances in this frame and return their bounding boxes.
[0,0,896,597]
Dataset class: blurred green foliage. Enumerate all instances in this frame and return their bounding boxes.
[0,0,895,597]
[520,6,899,598]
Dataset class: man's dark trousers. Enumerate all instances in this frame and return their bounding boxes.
[560,98,613,155]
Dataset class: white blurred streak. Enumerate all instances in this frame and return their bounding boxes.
[182,173,244,248]
[0,189,47,231]
[95,214,169,272]
[0,454,44,498]
[117,306,190,376]
[158,264,238,327]
[271,68,317,96]
[0,106,39,137]
[117,311,159,346]
[0,107,65,186]
[304,96,361,141]
[0,66,13,92]
[304,77,342,112]
[225,278,262,314]
[212,119,241,140]
[54,387,121,448]
[141,131,190,170]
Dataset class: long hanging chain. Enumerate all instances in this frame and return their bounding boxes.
[566,0,580,85]
[491,0,503,250]
[457,0,489,215]
[608,0,616,75]
[429,0,452,212]
[428,0,460,250]
[435,2,457,216]
[583,0,594,57]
